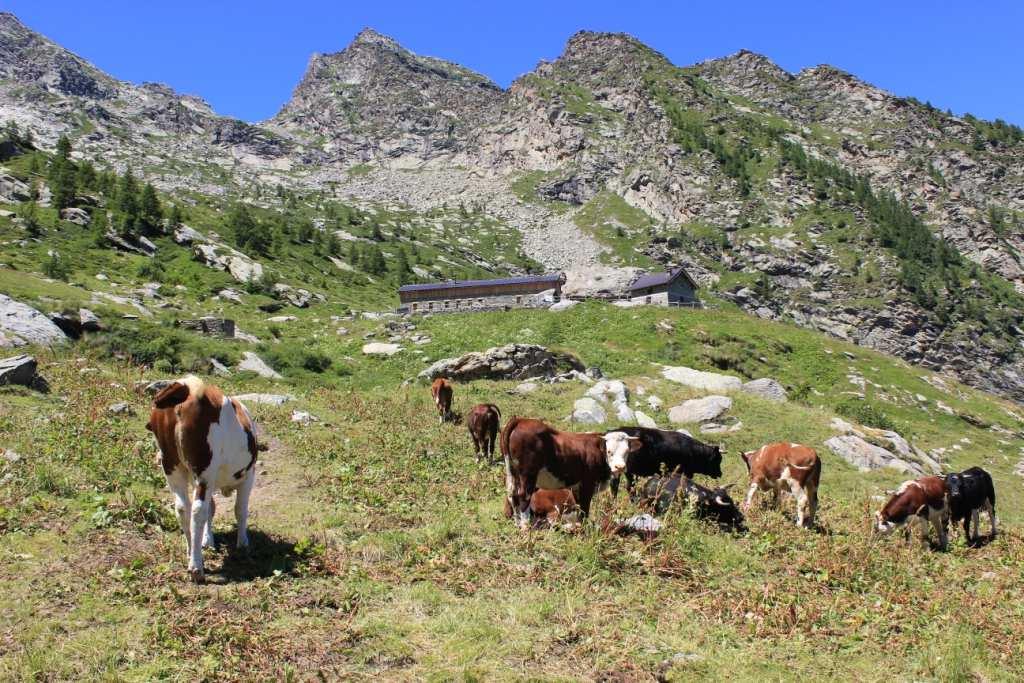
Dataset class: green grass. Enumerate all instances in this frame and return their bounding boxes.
[3,301,1024,679]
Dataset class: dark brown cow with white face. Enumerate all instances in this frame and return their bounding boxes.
[146,376,258,583]
[875,476,949,550]
[501,417,640,528]
[467,403,501,462]
[431,378,454,424]
[740,442,821,528]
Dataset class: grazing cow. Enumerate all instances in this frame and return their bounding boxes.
[501,417,641,528]
[875,476,949,549]
[740,442,821,528]
[610,427,723,497]
[640,475,745,530]
[146,376,258,583]
[431,378,454,424]
[467,403,501,462]
[946,467,997,543]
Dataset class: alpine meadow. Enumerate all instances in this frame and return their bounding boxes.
[2,9,1024,681]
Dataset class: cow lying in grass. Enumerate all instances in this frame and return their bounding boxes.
[740,442,821,528]
[501,417,640,528]
[146,376,258,583]
[609,427,723,498]
[946,466,997,544]
[504,488,580,529]
[874,476,949,550]
[640,475,745,531]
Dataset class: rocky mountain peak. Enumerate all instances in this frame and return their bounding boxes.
[351,27,402,50]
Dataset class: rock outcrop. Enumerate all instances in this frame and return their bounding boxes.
[668,396,733,424]
[419,344,584,381]
[0,295,68,348]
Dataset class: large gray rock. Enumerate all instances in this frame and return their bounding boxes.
[572,397,607,424]
[0,295,68,348]
[635,410,658,428]
[234,393,294,406]
[193,243,264,284]
[272,283,312,308]
[0,173,30,203]
[60,207,91,226]
[586,379,629,405]
[668,395,733,424]
[237,352,282,379]
[661,366,743,392]
[363,342,403,356]
[742,378,788,402]
[825,435,929,475]
[419,344,583,381]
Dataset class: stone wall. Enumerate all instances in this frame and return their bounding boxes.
[400,289,557,315]
[176,317,236,338]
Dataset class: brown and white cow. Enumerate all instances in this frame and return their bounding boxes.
[431,378,454,424]
[501,417,641,528]
[146,376,258,583]
[874,476,949,550]
[467,403,501,462]
[740,442,821,528]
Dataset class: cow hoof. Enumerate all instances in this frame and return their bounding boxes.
[189,568,206,584]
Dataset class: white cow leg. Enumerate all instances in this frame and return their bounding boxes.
[189,481,211,583]
[742,483,758,512]
[234,469,255,550]
[202,496,217,549]
[166,469,192,557]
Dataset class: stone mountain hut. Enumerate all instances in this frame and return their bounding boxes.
[626,267,699,306]
[398,273,565,314]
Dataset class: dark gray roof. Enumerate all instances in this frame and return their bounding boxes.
[627,267,696,291]
[398,273,563,293]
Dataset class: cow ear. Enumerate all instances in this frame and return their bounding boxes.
[153,381,190,409]
[627,437,643,452]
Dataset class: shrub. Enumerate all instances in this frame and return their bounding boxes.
[835,398,895,431]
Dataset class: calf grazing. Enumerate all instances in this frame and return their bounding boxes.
[501,417,641,528]
[467,403,501,462]
[740,442,821,528]
[431,378,454,424]
[610,427,722,497]
[640,475,745,530]
[946,466,997,543]
[875,476,949,550]
[146,376,258,583]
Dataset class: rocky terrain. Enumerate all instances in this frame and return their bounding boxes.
[2,12,1024,401]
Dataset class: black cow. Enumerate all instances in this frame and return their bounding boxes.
[945,466,997,543]
[610,427,722,498]
[640,475,745,530]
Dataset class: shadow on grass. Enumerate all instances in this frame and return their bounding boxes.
[207,528,305,584]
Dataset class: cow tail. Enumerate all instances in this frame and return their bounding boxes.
[501,417,520,504]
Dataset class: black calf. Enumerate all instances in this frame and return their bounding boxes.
[945,466,997,542]
[640,475,745,531]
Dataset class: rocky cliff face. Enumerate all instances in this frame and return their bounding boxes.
[3,14,1024,401]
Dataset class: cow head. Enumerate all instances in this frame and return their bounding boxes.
[709,484,745,530]
[874,510,898,536]
[945,472,966,500]
[153,381,191,409]
[603,431,641,476]
[708,445,723,478]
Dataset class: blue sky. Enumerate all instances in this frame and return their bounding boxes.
[4,1,1023,125]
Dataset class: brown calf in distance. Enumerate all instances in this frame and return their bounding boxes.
[500,416,640,528]
[467,403,501,462]
[431,378,454,424]
[740,442,822,528]
[875,476,949,549]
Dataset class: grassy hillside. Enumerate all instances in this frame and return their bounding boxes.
[2,302,1024,680]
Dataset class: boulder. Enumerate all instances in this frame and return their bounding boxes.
[741,378,788,402]
[615,402,636,422]
[78,308,101,332]
[208,358,231,376]
[172,225,205,245]
[661,366,743,392]
[0,295,68,348]
[192,243,264,284]
[137,379,172,396]
[635,411,658,428]
[0,354,47,390]
[572,397,607,424]
[237,352,282,379]
[668,395,732,424]
[419,344,584,382]
[825,435,928,475]
[60,207,91,226]
[0,173,30,202]
[549,299,578,312]
[291,410,318,425]
[586,379,629,405]
[512,382,539,394]
[234,393,294,406]
[49,311,83,339]
[107,402,134,416]
[266,315,297,323]
[217,289,244,304]
[700,420,743,434]
[363,342,403,357]
[647,395,663,411]
[104,229,157,257]
[273,283,312,308]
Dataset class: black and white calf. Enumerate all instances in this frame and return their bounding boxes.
[945,467,997,543]
[640,475,745,531]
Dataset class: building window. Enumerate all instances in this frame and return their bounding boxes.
[515,296,522,304]
[412,303,418,312]
[445,300,451,309]
[478,299,484,305]
[645,296,652,304]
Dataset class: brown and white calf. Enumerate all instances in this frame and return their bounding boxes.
[874,476,949,550]
[504,488,580,528]
[146,376,258,583]
[467,403,501,462]
[501,417,641,528]
[740,442,821,528]
[431,378,454,424]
